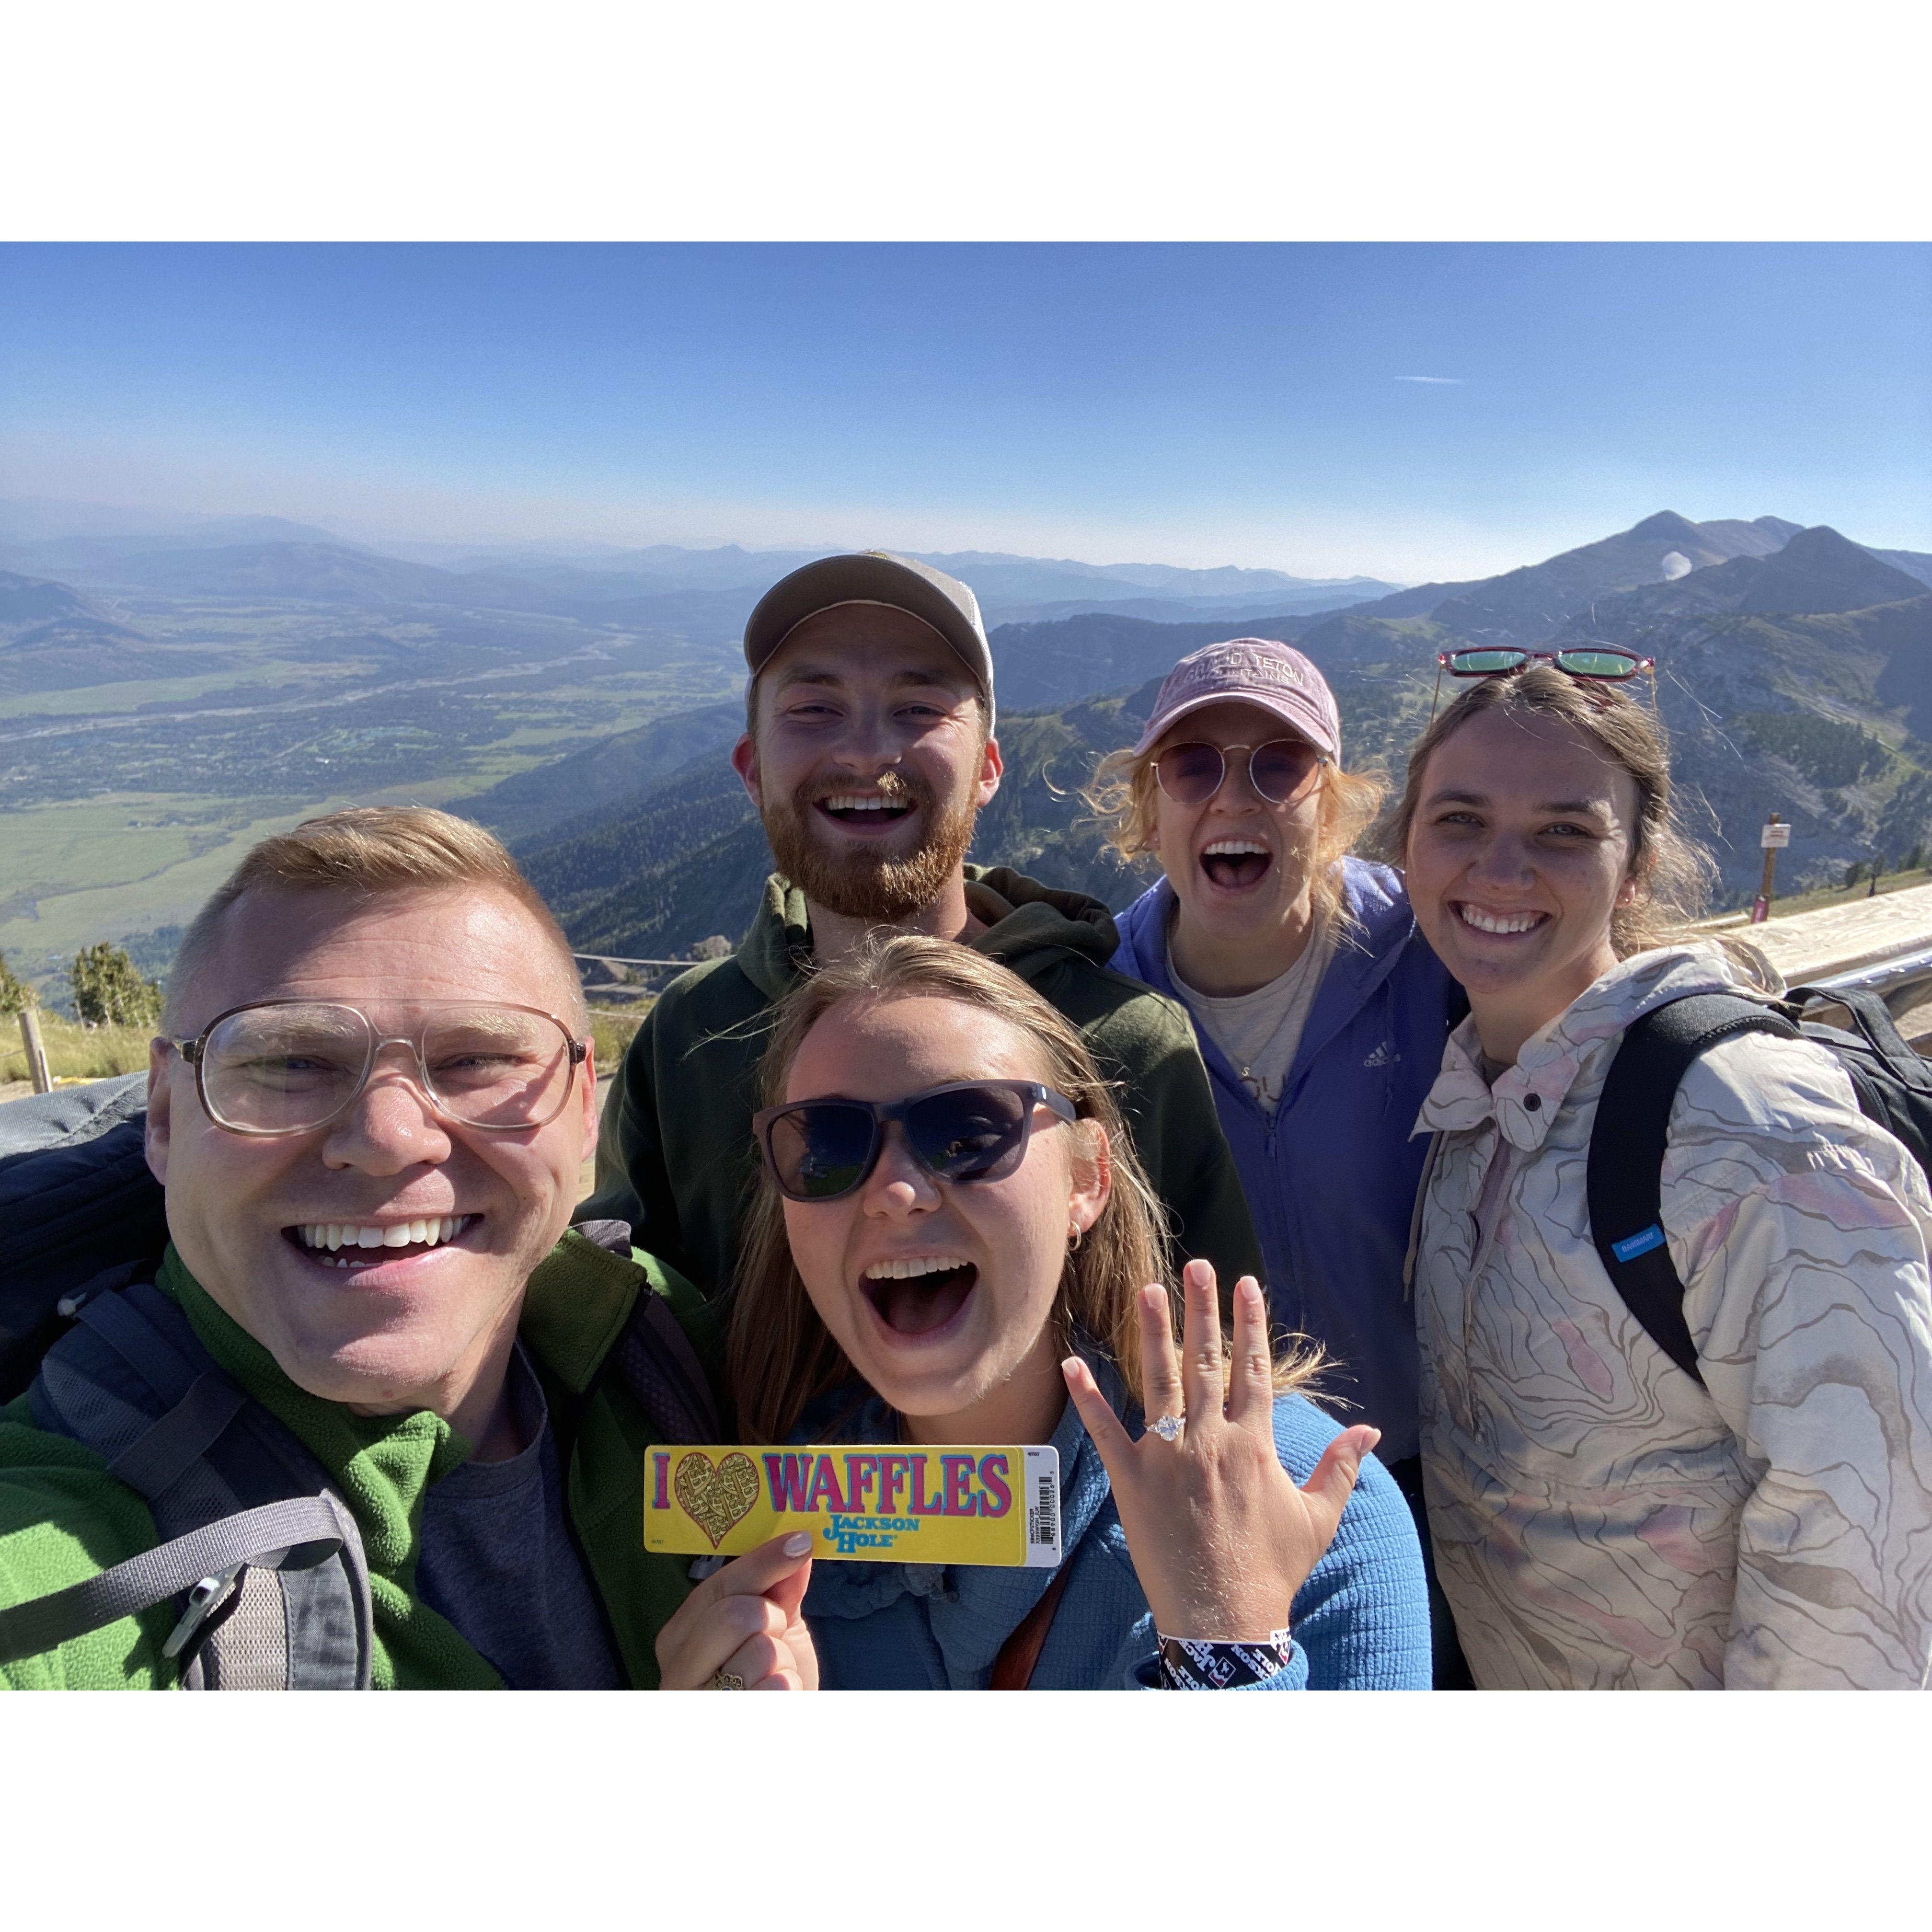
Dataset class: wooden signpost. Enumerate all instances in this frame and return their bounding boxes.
[17,1004,53,1094]
[1751,813,1790,925]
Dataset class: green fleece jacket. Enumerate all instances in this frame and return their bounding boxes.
[582,863,1264,1299]
[0,1233,710,1690]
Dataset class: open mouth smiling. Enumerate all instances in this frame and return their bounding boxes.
[1453,901,1551,937]
[861,1254,978,1339]
[815,790,917,833]
[284,1215,478,1270]
[1199,838,1273,891]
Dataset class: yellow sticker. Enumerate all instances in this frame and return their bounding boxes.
[644,1444,1063,1567]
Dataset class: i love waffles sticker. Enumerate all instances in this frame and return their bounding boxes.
[644,1445,1063,1567]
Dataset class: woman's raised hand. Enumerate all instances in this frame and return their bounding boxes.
[1061,1258,1380,1642]
[653,1532,819,1690]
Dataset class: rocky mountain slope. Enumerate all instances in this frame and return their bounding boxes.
[506,509,1932,954]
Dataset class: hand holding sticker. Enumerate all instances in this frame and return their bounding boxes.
[654,1532,819,1690]
[1061,1259,1379,1642]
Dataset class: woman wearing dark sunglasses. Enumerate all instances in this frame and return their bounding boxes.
[1389,667,1932,1689]
[662,934,1429,1690]
[1090,639,1462,1665]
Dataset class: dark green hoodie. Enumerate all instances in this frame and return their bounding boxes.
[581,864,1263,1299]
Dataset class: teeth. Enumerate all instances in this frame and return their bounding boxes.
[862,1255,970,1281]
[1203,840,1268,857]
[297,1216,469,1252]
[1460,905,1545,935]
[823,794,905,812]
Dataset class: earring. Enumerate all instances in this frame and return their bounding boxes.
[1067,1221,1083,1253]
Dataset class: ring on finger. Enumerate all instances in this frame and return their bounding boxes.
[1145,1413,1185,1443]
[705,1670,747,1690]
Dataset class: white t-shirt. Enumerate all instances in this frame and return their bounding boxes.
[1168,910,1339,1115]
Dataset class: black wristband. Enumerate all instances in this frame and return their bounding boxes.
[1156,1628,1294,1690]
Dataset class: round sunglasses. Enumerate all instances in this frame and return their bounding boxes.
[1152,736,1327,808]
[1438,645,1655,680]
[752,1079,1078,1203]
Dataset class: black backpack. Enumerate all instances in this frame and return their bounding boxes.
[0,1077,719,1687]
[1586,984,1932,1388]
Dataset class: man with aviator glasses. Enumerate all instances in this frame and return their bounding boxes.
[0,807,720,1689]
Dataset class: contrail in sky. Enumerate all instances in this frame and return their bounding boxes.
[1395,375,1466,384]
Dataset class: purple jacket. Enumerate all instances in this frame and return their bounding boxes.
[1111,860,1459,1462]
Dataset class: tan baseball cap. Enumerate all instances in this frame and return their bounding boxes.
[743,551,995,722]
[1133,637,1341,760]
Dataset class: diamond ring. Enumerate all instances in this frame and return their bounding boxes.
[1146,1414,1184,1443]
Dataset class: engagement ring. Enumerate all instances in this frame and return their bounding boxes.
[1147,1414,1184,1442]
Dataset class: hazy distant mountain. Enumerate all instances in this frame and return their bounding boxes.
[1869,548,1932,590]
[1577,527,1930,633]
[467,698,745,845]
[1420,512,1800,643]
[0,513,1414,639]
[0,568,203,695]
[58,540,549,608]
[506,507,1932,951]
[0,498,345,547]
[0,569,97,631]
[977,586,1399,627]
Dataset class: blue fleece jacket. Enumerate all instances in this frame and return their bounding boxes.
[1111,861,1459,1463]
[799,1366,1431,1690]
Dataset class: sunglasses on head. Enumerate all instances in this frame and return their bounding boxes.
[753,1079,1078,1203]
[1438,645,1655,681]
[1152,736,1327,808]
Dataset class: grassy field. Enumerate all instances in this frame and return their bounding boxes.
[0,791,384,957]
[1,1012,153,1083]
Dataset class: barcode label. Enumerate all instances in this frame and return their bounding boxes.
[1023,1446,1062,1568]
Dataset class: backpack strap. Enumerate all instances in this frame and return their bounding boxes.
[555,1222,724,1444]
[1586,993,1800,1388]
[24,1280,374,1689]
[0,1493,355,1668]
[1786,984,1932,1091]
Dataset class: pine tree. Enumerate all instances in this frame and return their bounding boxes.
[69,942,164,1029]
[0,951,32,1017]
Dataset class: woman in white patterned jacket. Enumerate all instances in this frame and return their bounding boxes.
[1389,665,1932,1689]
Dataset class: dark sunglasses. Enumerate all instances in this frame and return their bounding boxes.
[1152,737,1327,808]
[753,1079,1078,1203]
[1438,645,1655,681]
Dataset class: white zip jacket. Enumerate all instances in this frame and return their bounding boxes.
[1412,943,1932,1689]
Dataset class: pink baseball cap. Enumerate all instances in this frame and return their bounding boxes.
[1133,638,1341,760]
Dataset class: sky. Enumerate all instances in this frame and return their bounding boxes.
[2,242,1927,583]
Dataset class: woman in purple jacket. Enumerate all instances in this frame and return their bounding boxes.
[1092,639,1465,1679]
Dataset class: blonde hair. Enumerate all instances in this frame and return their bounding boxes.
[1375,667,1716,955]
[164,806,586,1032]
[1085,740,1388,934]
[725,934,1318,1441]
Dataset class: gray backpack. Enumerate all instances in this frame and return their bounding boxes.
[0,1271,375,1688]
[0,1077,720,1689]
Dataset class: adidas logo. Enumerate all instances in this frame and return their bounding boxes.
[1362,1042,1398,1069]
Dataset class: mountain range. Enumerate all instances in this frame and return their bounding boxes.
[0,502,1404,638]
[485,509,1932,956]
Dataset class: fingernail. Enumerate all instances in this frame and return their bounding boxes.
[783,1531,813,1558]
[1238,1276,1263,1303]
[1360,1428,1382,1453]
[1061,1357,1080,1382]
[1141,1282,1166,1310]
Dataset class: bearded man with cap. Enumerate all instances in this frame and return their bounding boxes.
[582,552,1262,1301]
[1091,639,1465,1681]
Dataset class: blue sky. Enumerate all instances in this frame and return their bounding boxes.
[2,243,1926,581]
